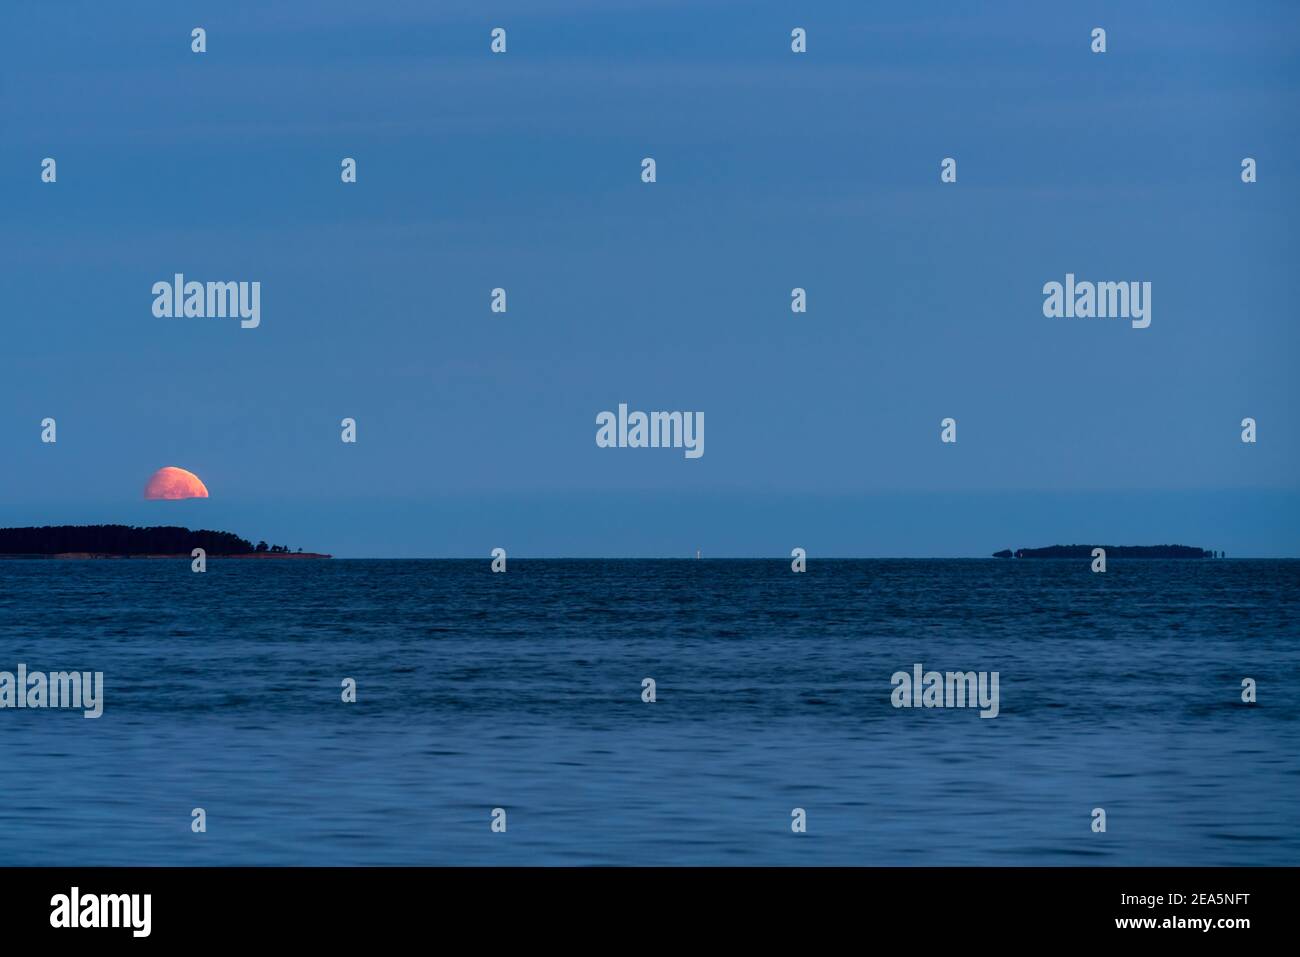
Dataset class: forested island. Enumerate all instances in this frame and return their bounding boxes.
[0,525,330,558]
[992,544,1216,559]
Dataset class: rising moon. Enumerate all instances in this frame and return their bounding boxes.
[144,466,209,500]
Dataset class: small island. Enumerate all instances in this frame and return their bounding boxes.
[0,525,331,559]
[993,544,1215,559]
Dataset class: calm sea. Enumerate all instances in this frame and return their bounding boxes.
[0,559,1296,866]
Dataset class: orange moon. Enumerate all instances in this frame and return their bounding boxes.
[144,466,209,501]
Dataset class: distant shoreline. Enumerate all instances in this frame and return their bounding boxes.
[0,555,1289,561]
[994,544,1214,559]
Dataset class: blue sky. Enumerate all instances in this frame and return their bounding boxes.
[1,1,1297,556]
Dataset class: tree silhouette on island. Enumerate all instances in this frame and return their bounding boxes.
[0,526,329,558]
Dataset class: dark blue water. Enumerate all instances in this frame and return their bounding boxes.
[0,559,1296,865]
